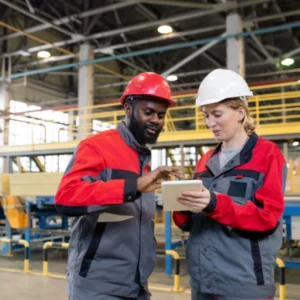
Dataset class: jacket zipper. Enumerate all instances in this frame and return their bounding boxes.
[135,154,144,285]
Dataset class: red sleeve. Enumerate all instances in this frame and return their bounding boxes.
[173,211,194,232]
[205,150,286,232]
[55,139,138,216]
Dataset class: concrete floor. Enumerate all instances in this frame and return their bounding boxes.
[0,223,300,299]
[0,270,300,300]
[0,271,193,300]
[0,250,300,300]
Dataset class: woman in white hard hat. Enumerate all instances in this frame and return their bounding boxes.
[173,69,287,300]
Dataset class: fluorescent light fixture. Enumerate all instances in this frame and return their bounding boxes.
[158,25,173,34]
[37,51,51,59]
[281,58,294,66]
[292,141,299,146]
[166,75,178,81]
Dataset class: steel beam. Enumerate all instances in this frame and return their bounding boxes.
[162,32,227,77]
[4,21,300,81]
[10,7,300,64]
[5,0,269,56]
[0,0,139,41]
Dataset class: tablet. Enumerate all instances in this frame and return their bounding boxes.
[161,180,203,211]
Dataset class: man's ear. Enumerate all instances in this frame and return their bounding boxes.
[124,103,132,117]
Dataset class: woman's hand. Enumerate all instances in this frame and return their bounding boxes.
[177,189,211,213]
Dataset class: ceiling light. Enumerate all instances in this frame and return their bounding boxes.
[37,51,51,59]
[166,75,178,82]
[158,25,173,34]
[293,141,299,146]
[281,58,294,66]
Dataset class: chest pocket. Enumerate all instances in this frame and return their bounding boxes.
[223,170,262,206]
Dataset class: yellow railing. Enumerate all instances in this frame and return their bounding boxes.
[2,80,300,145]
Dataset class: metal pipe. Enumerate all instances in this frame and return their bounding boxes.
[6,0,268,56]
[0,0,140,41]
[162,32,227,76]
[2,20,300,81]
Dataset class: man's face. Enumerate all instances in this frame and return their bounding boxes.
[126,98,169,145]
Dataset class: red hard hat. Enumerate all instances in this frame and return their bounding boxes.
[120,72,176,107]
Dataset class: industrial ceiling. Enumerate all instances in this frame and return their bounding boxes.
[1,0,300,107]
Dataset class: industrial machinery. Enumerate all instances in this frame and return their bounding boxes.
[0,173,68,256]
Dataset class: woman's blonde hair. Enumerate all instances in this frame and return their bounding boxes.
[221,98,255,135]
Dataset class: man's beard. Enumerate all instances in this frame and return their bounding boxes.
[128,113,162,145]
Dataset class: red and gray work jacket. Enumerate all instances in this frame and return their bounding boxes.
[173,133,287,298]
[55,122,155,300]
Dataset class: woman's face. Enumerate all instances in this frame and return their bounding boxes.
[202,102,245,142]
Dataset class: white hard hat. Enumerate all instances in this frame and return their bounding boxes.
[195,69,253,107]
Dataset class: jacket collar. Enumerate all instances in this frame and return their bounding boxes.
[206,133,259,177]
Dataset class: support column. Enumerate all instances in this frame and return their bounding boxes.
[0,56,11,173]
[78,44,94,139]
[226,11,245,76]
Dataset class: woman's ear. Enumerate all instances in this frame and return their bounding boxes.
[238,107,246,123]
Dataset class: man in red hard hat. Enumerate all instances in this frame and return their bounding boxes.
[55,72,181,300]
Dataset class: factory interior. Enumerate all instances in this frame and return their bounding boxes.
[0,0,300,299]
